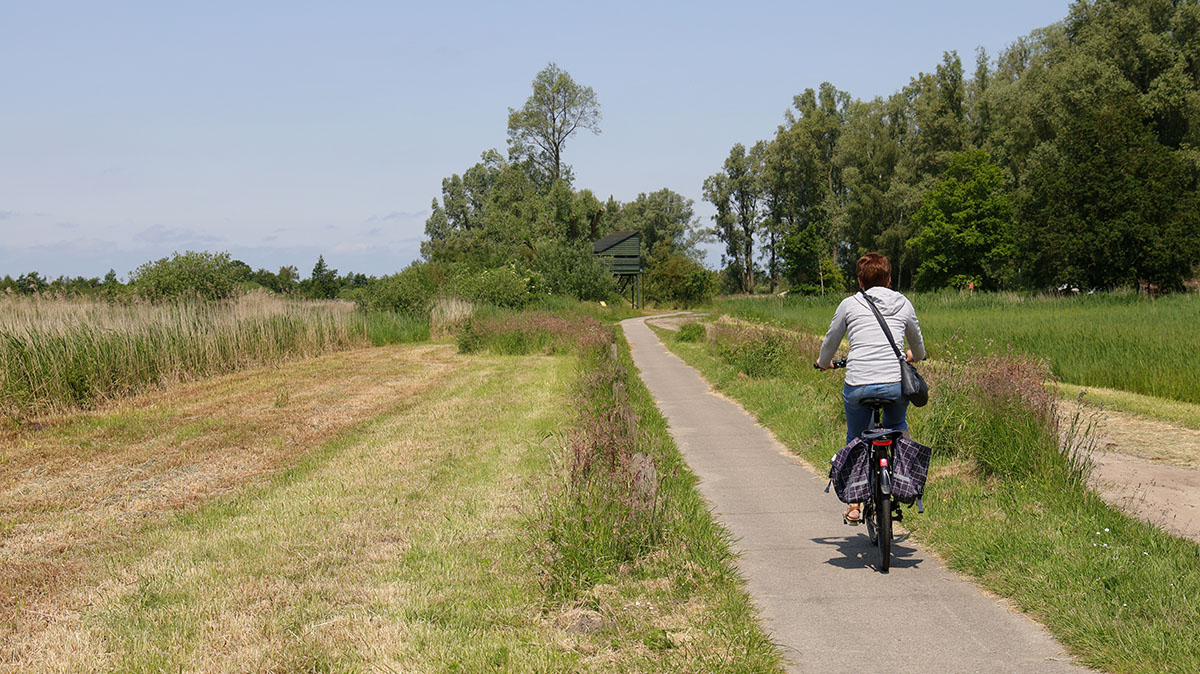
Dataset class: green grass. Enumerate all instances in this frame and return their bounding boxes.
[657,322,1200,674]
[1056,383,1200,431]
[454,305,783,671]
[717,290,1200,404]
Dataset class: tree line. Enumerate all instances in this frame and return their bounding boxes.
[706,0,1200,294]
[2,252,365,302]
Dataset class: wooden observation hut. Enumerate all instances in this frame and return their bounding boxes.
[592,230,643,308]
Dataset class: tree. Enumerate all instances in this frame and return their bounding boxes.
[702,143,763,293]
[308,255,340,299]
[644,242,715,307]
[131,251,238,301]
[617,188,698,259]
[16,271,48,294]
[1017,98,1199,290]
[507,63,601,184]
[908,150,1017,290]
[763,112,830,291]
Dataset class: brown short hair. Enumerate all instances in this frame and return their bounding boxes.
[856,253,891,290]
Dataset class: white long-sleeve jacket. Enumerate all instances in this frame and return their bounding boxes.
[817,287,926,386]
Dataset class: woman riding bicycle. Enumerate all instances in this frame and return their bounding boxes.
[815,253,926,525]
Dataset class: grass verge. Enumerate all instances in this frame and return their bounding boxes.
[1056,383,1200,432]
[655,320,1200,674]
[453,307,783,671]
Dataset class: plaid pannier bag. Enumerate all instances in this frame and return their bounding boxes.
[891,437,932,504]
[826,438,872,504]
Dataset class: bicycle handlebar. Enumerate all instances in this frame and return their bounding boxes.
[813,358,848,370]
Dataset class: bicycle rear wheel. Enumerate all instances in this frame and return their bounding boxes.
[864,499,878,546]
[876,490,892,572]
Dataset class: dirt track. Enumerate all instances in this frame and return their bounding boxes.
[1067,403,1200,543]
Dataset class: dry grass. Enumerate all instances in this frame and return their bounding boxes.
[429,296,475,338]
[2,326,779,671]
[0,343,460,664]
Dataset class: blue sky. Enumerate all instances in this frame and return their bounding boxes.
[0,1,1072,280]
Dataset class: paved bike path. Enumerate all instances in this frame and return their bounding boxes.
[622,316,1089,674]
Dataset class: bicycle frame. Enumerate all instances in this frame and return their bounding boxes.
[861,404,903,573]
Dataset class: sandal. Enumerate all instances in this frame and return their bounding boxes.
[843,504,862,526]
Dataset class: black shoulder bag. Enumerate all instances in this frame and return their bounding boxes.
[861,292,929,407]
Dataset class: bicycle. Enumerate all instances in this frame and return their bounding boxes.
[815,358,905,573]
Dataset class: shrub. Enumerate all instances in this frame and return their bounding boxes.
[361,263,438,315]
[645,253,716,307]
[676,322,706,342]
[461,266,532,308]
[130,251,239,302]
[530,241,616,301]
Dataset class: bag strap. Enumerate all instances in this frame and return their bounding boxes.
[859,291,904,361]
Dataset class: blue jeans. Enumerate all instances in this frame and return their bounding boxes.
[843,382,908,444]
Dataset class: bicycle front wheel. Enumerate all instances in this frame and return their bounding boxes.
[876,491,892,572]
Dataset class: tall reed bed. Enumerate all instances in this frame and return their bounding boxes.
[0,292,428,420]
[716,290,1200,404]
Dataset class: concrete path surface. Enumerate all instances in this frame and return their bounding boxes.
[622,316,1090,674]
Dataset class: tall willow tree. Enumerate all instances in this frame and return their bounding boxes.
[506,63,601,185]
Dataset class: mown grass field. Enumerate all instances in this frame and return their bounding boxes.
[716,291,1200,404]
[657,318,1200,674]
[2,314,780,671]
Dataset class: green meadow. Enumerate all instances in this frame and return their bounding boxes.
[717,291,1200,404]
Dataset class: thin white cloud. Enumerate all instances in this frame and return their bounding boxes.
[136,224,223,245]
[367,210,428,222]
[331,242,373,255]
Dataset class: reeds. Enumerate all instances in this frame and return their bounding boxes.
[429,297,474,339]
[0,291,427,420]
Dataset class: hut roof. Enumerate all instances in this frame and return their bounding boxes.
[592,230,639,254]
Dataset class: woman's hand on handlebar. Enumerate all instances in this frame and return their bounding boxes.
[813,358,847,370]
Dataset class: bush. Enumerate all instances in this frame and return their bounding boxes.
[676,322,705,342]
[460,266,532,308]
[361,263,438,315]
[645,253,716,307]
[131,251,239,302]
[530,241,616,301]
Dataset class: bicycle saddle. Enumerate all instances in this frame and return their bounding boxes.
[858,397,897,409]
